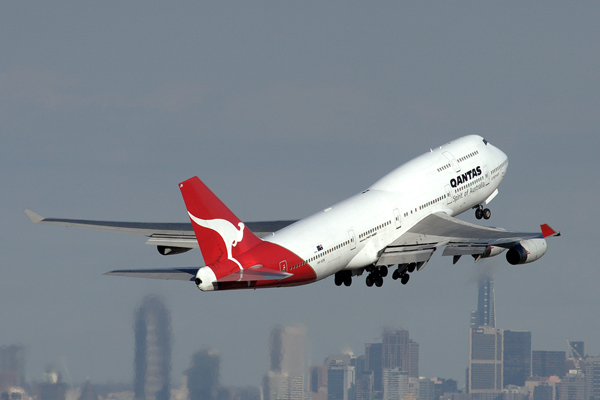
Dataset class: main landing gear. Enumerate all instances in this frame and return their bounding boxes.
[474,204,491,220]
[335,262,418,288]
[365,265,386,287]
[334,270,353,287]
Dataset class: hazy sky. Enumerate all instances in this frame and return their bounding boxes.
[2,2,599,389]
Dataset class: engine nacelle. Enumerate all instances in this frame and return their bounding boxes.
[157,246,192,256]
[473,245,506,260]
[506,239,547,265]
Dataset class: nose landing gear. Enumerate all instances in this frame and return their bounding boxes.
[475,205,491,220]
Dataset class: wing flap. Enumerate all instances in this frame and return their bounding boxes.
[104,268,199,281]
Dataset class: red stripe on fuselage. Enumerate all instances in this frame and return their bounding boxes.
[208,241,317,291]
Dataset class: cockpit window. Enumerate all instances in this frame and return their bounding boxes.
[482,138,488,145]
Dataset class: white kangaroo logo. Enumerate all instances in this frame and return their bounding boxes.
[188,212,245,270]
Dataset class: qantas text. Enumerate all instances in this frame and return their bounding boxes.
[450,166,482,188]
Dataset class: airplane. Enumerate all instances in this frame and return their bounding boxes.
[25,135,560,291]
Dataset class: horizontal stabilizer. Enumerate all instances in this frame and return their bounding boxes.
[217,266,292,282]
[104,268,199,281]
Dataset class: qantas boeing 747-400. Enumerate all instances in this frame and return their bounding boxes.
[25,135,560,291]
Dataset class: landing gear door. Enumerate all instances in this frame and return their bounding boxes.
[393,209,401,229]
[348,230,356,250]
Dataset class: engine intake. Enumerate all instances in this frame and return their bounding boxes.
[506,239,547,265]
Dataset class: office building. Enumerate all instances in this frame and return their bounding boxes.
[264,325,306,400]
[382,369,408,400]
[586,357,600,400]
[0,346,25,392]
[134,295,171,400]
[532,351,566,378]
[327,359,355,400]
[471,278,495,329]
[186,349,220,400]
[557,371,586,400]
[382,329,419,378]
[503,331,531,387]
[365,343,383,393]
[469,326,503,393]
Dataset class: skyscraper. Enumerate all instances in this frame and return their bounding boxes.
[381,369,408,400]
[470,278,495,329]
[503,331,532,387]
[468,326,503,393]
[585,357,600,400]
[532,351,566,378]
[365,343,383,393]
[382,329,419,378]
[263,325,306,400]
[0,345,25,391]
[186,349,220,400]
[134,295,172,400]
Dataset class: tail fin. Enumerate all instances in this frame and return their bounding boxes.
[179,177,262,267]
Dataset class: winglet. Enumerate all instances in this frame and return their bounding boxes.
[541,224,560,238]
[24,209,44,224]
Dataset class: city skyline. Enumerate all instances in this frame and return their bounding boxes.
[3,2,598,387]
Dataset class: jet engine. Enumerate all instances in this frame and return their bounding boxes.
[506,239,547,265]
[473,245,506,260]
[157,246,192,256]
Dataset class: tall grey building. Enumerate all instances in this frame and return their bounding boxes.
[327,359,355,400]
[468,326,503,393]
[186,349,220,400]
[365,343,383,393]
[470,278,495,329]
[0,345,25,391]
[586,357,600,400]
[134,295,171,400]
[382,329,419,378]
[503,331,531,387]
[263,325,306,400]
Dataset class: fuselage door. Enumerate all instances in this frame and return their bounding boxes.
[348,230,356,250]
[279,260,287,272]
[445,185,453,205]
[483,165,490,185]
[393,209,401,229]
[443,151,461,173]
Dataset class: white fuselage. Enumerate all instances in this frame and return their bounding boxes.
[263,135,509,280]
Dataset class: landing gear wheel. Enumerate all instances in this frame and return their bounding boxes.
[483,208,491,220]
[380,266,388,277]
[475,208,483,219]
[344,275,352,287]
[375,276,384,287]
[392,269,399,280]
[334,274,343,286]
[401,274,410,285]
[407,263,416,273]
[366,275,374,287]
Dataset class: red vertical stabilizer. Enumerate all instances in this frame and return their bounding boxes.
[179,177,262,267]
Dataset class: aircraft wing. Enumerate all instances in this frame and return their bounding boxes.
[377,212,559,266]
[24,209,296,249]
